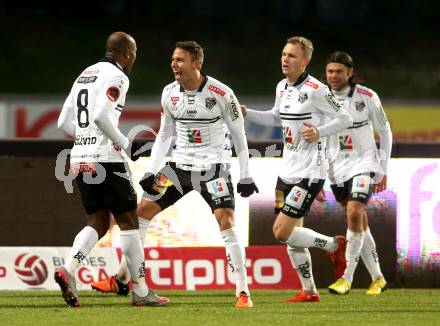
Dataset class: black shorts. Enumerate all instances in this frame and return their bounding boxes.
[274,177,325,218]
[75,162,137,215]
[330,173,374,205]
[142,162,235,213]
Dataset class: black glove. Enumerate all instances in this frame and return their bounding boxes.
[139,172,155,192]
[128,140,144,161]
[237,178,259,198]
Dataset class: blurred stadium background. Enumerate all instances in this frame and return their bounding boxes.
[1,0,439,295]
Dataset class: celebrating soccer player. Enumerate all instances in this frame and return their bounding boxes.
[92,40,258,308]
[56,32,169,307]
[324,51,392,295]
[241,36,352,302]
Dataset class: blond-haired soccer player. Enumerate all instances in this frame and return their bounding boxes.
[241,36,352,302]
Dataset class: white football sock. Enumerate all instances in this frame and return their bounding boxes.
[120,229,148,297]
[138,217,150,246]
[361,227,383,281]
[65,226,98,276]
[285,227,338,253]
[117,217,150,283]
[287,246,317,293]
[342,229,364,283]
[221,227,249,297]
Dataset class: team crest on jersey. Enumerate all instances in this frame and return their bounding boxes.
[106,86,120,102]
[298,92,308,104]
[355,101,365,112]
[205,97,216,110]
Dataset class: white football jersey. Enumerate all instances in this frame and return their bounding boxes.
[161,76,242,167]
[327,84,390,184]
[273,74,349,182]
[62,59,129,164]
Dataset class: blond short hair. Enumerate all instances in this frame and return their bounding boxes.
[286,36,314,60]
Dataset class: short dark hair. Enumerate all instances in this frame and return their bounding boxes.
[325,51,360,86]
[175,41,204,65]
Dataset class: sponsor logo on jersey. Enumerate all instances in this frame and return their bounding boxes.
[339,135,353,151]
[280,90,285,98]
[283,126,293,144]
[357,88,373,97]
[355,101,365,112]
[187,94,196,105]
[187,129,202,143]
[171,96,180,107]
[205,97,216,110]
[305,80,319,89]
[227,97,239,121]
[186,109,197,115]
[324,93,341,112]
[74,135,97,146]
[84,69,99,75]
[208,84,225,96]
[106,86,120,102]
[298,92,308,103]
[77,76,97,84]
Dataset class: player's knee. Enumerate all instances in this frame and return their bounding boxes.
[137,199,160,220]
[273,225,289,243]
[214,208,234,230]
[217,214,234,230]
[347,205,364,221]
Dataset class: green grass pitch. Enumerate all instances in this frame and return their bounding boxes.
[1,289,439,325]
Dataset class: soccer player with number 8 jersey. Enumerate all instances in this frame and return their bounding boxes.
[57,31,168,307]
